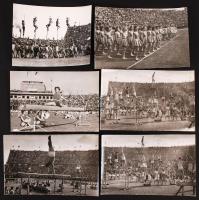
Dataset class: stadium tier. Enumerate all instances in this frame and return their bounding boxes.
[5,150,98,181]
[10,94,99,111]
[104,145,195,163]
[96,8,188,28]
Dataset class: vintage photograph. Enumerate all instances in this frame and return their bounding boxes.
[95,7,190,69]
[12,4,91,67]
[10,71,99,132]
[4,134,99,196]
[101,134,196,196]
[101,70,195,131]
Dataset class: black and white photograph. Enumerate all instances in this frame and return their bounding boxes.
[12,4,91,67]
[101,134,196,196]
[95,7,190,69]
[101,70,195,131]
[10,71,99,132]
[4,134,99,196]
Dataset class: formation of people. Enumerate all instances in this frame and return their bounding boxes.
[102,86,195,126]
[95,24,177,60]
[104,149,196,189]
[12,24,91,59]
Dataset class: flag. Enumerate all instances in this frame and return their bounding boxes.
[133,84,137,97]
[121,148,126,164]
[152,72,155,83]
[46,17,53,30]
[22,20,25,36]
[56,18,60,29]
[141,136,144,147]
[66,17,69,27]
[33,17,38,32]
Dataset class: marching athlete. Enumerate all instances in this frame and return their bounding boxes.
[133,26,141,61]
[128,25,135,57]
[140,26,148,57]
[121,26,128,60]
[114,26,122,56]
[105,26,113,59]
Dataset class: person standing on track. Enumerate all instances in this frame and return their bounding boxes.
[115,26,122,56]
[133,26,141,61]
[105,26,113,59]
[121,26,128,60]
[128,25,135,57]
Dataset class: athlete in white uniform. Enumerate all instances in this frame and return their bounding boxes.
[121,26,128,60]
[133,26,141,61]
[105,26,113,59]
[114,26,122,56]
[128,25,135,57]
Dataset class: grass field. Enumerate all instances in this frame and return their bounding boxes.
[12,56,90,67]
[100,115,194,131]
[95,28,190,69]
[101,179,195,196]
[11,111,99,132]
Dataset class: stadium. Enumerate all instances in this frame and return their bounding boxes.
[4,135,99,196]
[10,71,99,132]
[12,4,91,67]
[101,71,195,131]
[101,135,196,196]
[95,7,190,69]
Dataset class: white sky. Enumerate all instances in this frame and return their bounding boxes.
[101,70,194,96]
[4,135,98,164]
[102,135,195,148]
[10,71,99,95]
[13,4,91,39]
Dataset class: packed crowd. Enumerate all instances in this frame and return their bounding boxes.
[12,24,91,59]
[95,8,187,60]
[10,94,99,111]
[103,146,196,186]
[102,82,195,124]
[5,150,98,182]
[96,8,188,28]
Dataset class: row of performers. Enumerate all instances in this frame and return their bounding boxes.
[104,154,195,186]
[95,24,177,60]
[103,94,191,122]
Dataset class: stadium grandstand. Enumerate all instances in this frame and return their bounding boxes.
[96,8,188,28]
[5,149,98,181]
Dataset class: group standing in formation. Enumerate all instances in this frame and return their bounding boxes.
[96,24,177,60]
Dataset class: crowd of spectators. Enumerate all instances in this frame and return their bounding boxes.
[10,94,99,111]
[96,8,188,28]
[5,149,98,182]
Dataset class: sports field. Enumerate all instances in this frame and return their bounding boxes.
[95,28,190,69]
[101,179,195,196]
[12,56,90,67]
[100,115,194,131]
[11,111,99,132]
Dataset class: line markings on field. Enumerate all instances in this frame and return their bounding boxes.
[127,33,181,70]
